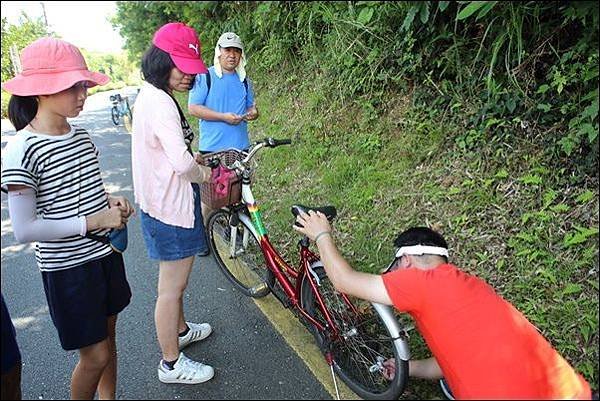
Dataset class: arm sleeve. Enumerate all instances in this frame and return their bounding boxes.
[7,188,86,243]
[188,73,208,106]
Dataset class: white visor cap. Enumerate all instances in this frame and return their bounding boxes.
[395,245,449,258]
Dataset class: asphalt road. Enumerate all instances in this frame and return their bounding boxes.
[0,87,331,400]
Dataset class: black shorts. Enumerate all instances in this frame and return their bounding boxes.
[41,252,131,351]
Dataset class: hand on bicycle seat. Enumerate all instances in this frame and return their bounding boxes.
[293,208,335,242]
[291,204,337,222]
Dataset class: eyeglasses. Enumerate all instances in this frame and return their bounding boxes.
[383,255,404,274]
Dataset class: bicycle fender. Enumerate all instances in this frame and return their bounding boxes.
[372,302,411,361]
[238,212,259,239]
[308,261,323,286]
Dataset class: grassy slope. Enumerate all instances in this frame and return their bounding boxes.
[176,67,599,398]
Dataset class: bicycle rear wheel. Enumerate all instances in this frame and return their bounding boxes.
[207,208,274,298]
[300,266,408,400]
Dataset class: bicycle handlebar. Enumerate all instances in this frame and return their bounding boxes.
[265,138,292,147]
[239,137,292,166]
[203,138,291,171]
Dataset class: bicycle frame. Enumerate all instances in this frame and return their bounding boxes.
[117,99,128,117]
[210,142,412,399]
[233,172,357,339]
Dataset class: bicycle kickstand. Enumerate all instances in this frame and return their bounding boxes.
[325,352,340,400]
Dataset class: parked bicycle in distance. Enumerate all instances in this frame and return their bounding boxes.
[109,93,132,132]
[202,138,411,400]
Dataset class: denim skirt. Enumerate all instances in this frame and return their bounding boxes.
[140,183,208,261]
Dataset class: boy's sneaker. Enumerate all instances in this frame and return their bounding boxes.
[158,352,214,384]
[178,321,212,350]
[439,378,455,400]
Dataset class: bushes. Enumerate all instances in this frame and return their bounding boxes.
[114,1,598,174]
[1,90,10,119]
[1,15,50,118]
[0,15,141,117]
[117,1,599,394]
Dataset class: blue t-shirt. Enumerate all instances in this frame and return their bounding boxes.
[1,294,21,373]
[188,66,255,152]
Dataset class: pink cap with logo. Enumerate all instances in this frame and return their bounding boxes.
[152,22,208,75]
[1,37,110,96]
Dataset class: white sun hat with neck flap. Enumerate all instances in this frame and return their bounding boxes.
[214,32,246,81]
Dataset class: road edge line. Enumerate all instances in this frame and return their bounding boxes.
[252,295,360,400]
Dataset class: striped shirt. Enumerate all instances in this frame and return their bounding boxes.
[1,125,112,272]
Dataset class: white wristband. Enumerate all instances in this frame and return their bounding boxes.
[314,231,332,244]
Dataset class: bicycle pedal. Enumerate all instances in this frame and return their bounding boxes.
[249,283,268,296]
[270,284,292,308]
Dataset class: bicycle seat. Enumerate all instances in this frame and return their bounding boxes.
[291,204,337,221]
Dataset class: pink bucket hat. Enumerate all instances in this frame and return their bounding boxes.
[1,37,110,96]
[152,22,208,75]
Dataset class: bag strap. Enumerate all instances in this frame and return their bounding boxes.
[205,72,247,97]
[163,90,195,156]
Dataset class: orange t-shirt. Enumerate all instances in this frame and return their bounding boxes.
[382,264,591,399]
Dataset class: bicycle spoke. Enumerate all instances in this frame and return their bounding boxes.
[329,299,390,386]
[305,274,404,397]
[208,210,272,298]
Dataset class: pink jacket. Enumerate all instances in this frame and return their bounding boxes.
[131,82,209,228]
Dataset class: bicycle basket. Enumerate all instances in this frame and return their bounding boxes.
[200,149,246,209]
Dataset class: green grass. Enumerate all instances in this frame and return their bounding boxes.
[174,70,598,398]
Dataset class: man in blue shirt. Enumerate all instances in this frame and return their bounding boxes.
[188,32,258,152]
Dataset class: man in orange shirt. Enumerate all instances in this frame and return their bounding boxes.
[293,210,592,399]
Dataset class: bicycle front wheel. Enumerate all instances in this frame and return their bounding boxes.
[123,99,133,132]
[207,208,274,298]
[111,106,119,125]
[123,111,132,132]
[300,266,408,400]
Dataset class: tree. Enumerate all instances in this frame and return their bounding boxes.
[1,13,51,82]
[1,13,52,118]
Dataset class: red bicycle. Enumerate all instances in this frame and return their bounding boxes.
[204,138,410,399]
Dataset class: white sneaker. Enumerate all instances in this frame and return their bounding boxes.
[158,352,214,384]
[179,322,212,350]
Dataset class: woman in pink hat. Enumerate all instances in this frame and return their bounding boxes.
[1,37,135,399]
[131,22,215,385]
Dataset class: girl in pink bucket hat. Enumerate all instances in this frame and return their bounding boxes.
[1,37,135,399]
[131,22,215,385]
